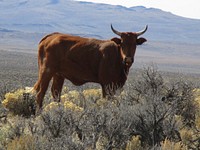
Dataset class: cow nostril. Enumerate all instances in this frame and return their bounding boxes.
[124,57,133,63]
[123,57,133,66]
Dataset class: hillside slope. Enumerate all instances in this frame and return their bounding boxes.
[0,0,200,44]
[0,0,200,73]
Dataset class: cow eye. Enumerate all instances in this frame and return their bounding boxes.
[121,42,125,47]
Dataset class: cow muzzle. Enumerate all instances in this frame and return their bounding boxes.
[123,57,134,67]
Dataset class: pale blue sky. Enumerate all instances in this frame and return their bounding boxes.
[75,0,200,19]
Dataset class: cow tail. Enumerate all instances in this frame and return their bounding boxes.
[38,46,45,70]
[34,45,45,92]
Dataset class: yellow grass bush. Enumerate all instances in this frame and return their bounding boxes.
[179,127,200,149]
[193,88,200,108]
[7,135,36,150]
[63,90,81,100]
[161,139,187,150]
[61,89,103,108]
[126,136,142,150]
[195,116,200,130]
[83,89,101,101]
[193,88,200,96]
[44,101,61,112]
[0,123,11,147]
[193,88,200,140]
[44,101,83,113]
[96,98,109,107]
[95,134,109,150]
[2,89,23,108]
[1,88,35,116]
[64,100,83,112]
[61,90,83,106]
[180,128,193,143]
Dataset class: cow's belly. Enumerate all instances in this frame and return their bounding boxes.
[67,77,88,86]
[60,62,99,86]
[63,73,98,86]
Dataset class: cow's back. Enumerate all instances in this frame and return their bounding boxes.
[38,33,115,84]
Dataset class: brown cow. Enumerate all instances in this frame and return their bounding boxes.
[34,24,147,109]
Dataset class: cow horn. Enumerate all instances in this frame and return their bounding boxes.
[111,24,122,36]
[136,25,148,36]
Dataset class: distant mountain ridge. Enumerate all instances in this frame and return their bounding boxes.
[0,0,200,45]
[0,0,200,74]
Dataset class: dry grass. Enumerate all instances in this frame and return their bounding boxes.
[1,50,200,149]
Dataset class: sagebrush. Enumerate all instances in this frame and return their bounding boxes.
[0,67,200,150]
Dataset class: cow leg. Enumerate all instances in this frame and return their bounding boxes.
[35,70,53,110]
[51,74,64,102]
[34,78,41,94]
[101,84,117,99]
[101,85,107,98]
[101,84,114,98]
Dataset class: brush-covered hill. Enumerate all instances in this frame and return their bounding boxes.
[0,0,200,73]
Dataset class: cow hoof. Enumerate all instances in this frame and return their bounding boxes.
[35,107,42,116]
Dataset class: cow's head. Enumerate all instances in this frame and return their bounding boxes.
[111,24,147,67]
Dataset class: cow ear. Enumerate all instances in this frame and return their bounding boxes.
[137,37,147,45]
[111,37,121,45]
